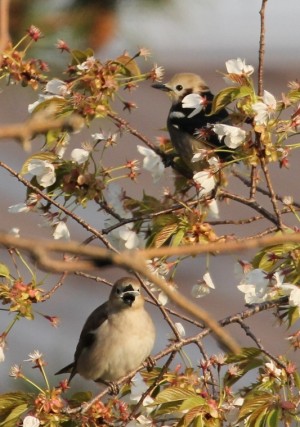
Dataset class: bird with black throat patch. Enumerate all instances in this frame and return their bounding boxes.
[152,72,231,175]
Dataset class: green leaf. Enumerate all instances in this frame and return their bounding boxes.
[179,396,206,411]
[154,387,196,404]
[68,391,93,405]
[210,86,252,114]
[0,392,33,427]
[115,54,141,77]
[71,48,94,65]
[226,347,262,363]
[172,228,186,247]
[287,89,300,103]
[266,408,281,426]
[0,263,10,278]
[0,404,28,427]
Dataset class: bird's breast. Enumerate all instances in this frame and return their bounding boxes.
[76,309,155,382]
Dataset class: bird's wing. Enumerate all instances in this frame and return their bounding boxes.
[73,301,109,364]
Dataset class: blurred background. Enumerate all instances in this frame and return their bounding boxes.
[0,0,300,394]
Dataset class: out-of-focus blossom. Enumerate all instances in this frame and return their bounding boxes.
[192,272,215,298]
[53,221,70,240]
[23,415,40,427]
[137,145,164,183]
[77,56,96,71]
[70,148,89,164]
[8,203,30,213]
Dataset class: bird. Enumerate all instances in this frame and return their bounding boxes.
[55,277,156,386]
[152,73,230,175]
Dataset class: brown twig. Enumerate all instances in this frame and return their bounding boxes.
[250,165,258,200]
[259,157,283,230]
[233,168,300,209]
[219,189,279,225]
[0,113,84,151]
[2,232,300,353]
[258,0,268,96]
[0,161,114,249]
[0,0,10,58]
[234,318,287,369]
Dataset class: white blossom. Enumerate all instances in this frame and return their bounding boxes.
[193,170,216,196]
[137,145,164,183]
[8,203,30,213]
[265,360,282,378]
[174,322,186,338]
[53,221,70,240]
[192,272,215,298]
[225,58,254,76]
[9,227,20,237]
[91,132,105,141]
[45,79,69,97]
[252,90,277,125]
[28,79,68,114]
[238,269,269,304]
[205,199,220,219]
[118,226,140,249]
[25,350,43,363]
[27,159,56,188]
[182,93,204,118]
[23,416,40,427]
[105,184,126,216]
[70,148,89,164]
[213,124,246,149]
[0,343,5,363]
[77,56,96,71]
[191,149,208,163]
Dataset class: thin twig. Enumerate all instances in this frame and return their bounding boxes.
[0,0,10,58]
[0,161,114,249]
[219,189,279,225]
[260,156,283,229]
[258,0,268,96]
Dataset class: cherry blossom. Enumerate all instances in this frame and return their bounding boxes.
[213,124,246,149]
[27,159,56,188]
[137,145,164,183]
[252,90,277,125]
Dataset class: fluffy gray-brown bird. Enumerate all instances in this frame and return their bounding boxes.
[152,73,230,174]
[55,277,155,384]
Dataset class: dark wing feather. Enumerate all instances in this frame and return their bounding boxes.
[73,301,109,366]
[55,301,109,382]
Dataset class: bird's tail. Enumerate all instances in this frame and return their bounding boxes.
[55,362,74,376]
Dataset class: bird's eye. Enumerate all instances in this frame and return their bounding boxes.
[175,84,183,91]
[116,288,121,295]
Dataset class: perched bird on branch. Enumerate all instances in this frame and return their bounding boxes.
[152,73,230,175]
[55,277,155,386]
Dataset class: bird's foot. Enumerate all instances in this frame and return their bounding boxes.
[143,356,156,372]
[95,378,119,395]
[107,381,119,395]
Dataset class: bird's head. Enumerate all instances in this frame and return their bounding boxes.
[152,73,209,104]
[110,277,143,309]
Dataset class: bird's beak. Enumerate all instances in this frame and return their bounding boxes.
[152,82,172,92]
[122,289,140,306]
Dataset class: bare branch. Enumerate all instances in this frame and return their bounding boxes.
[258,0,268,95]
